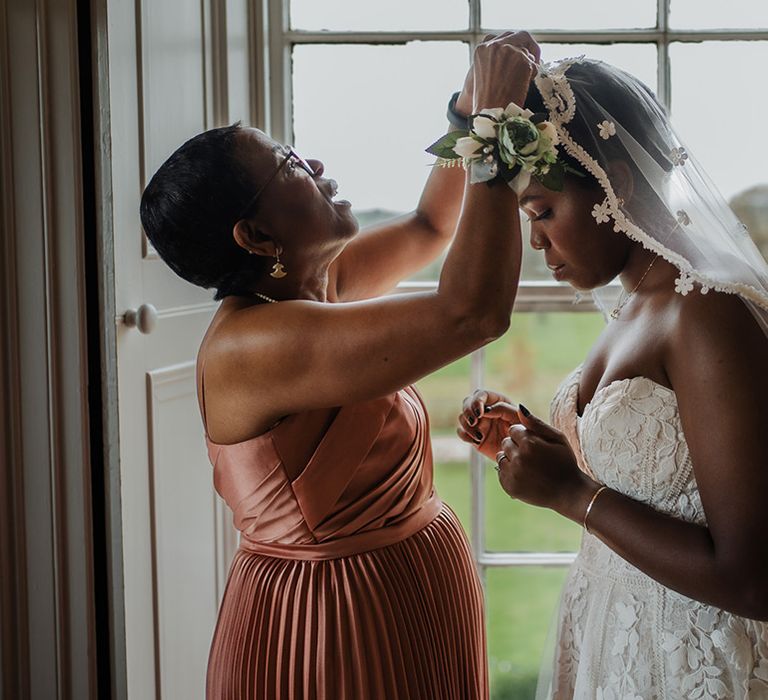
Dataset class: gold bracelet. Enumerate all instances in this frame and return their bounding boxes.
[583,485,608,534]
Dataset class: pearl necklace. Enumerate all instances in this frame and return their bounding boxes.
[254,292,278,304]
[610,254,659,320]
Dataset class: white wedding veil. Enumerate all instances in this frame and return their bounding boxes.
[525,56,768,331]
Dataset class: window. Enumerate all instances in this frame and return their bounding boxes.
[259,3,768,695]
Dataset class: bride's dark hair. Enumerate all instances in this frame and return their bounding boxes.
[524,59,675,188]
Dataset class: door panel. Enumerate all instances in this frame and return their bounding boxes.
[104,0,241,696]
[148,362,221,698]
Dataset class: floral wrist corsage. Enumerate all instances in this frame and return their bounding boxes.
[427,102,580,193]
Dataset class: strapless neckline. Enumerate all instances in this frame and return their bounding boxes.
[573,364,676,421]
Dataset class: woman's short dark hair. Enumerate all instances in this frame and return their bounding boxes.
[140,123,264,299]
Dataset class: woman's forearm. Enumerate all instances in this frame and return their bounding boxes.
[562,479,768,620]
[436,179,522,337]
[412,93,472,241]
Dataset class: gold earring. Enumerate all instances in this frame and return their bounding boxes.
[270,247,287,279]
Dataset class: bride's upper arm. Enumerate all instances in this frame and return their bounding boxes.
[666,291,768,604]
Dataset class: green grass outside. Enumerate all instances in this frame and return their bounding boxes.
[434,462,574,699]
[416,312,605,699]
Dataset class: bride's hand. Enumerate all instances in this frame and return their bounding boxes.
[457,389,520,461]
[496,405,598,519]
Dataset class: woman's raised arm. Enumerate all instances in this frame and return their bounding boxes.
[204,32,540,442]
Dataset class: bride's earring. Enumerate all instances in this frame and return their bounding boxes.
[270,247,287,279]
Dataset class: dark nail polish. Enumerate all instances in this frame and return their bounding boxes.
[474,408,481,418]
[468,415,476,426]
[519,403,531,417]
[474,430,483,441]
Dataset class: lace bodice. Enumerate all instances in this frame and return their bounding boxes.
[541,366,768,700]
[551,365,705,525]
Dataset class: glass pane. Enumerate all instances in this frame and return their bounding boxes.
[293,42,469,217]
[483,0,655,31]
[483,312,604,551]
[671,42,768,202]
[541,42,658,94]
[670,1,768,29]
[291,0,468,31]
[486,567,570,699]
[417,356,473,534]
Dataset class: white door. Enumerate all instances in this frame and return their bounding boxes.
[101,0,251,696]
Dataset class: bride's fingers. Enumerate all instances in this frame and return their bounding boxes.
[458,413,484,441]
[484,402,520,423]
[462,390,489,424]
[457,425,481,445]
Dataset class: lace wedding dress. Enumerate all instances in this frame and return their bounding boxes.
[539,365,768,699]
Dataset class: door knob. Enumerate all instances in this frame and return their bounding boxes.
[123,303,158,334]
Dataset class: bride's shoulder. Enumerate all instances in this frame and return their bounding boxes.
[666,287,767,366]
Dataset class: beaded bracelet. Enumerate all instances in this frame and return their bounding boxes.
[583,485,608,534]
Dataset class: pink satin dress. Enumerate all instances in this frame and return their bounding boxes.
[203,385,488,699]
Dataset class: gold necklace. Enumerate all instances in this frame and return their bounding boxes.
[254,292,277,304]
[610,255,659,320]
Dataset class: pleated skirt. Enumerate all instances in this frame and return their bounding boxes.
[206,506,488,699]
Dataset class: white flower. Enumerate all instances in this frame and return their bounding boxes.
[453,136,483,159]
[478,107,504,120]
[509,170,531,195]
[471,114,498,139]
[598,120,616,140]
[536,120,560,147]
[674,272,694,296]
[503,101,533,120]
[592,199,612,224]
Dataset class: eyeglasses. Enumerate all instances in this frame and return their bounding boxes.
[238,146,316,219]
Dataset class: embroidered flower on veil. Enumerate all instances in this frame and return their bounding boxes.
[674,273,695,296]
[592,199,612,224]
[598,120,616,140]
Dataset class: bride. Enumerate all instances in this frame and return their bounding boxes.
[456,57,768,698]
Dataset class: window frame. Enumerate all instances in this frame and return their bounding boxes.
[254,0,768,572]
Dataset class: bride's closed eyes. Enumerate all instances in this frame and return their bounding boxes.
[526,209,552,223]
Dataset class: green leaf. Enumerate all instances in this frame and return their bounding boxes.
[537,161,565,191]
[499,162,521,183]
[426,131,467,159]
[564,163,587,178]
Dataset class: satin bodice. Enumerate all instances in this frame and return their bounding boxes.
[205,387,441,559]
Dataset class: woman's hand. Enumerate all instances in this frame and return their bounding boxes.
[457,389,521,461]
[455,32,529,116]
[471,31,541,112]
[496,405,598,519]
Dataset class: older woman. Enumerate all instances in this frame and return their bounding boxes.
[140,32,540,700]
[458,57,768,698]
